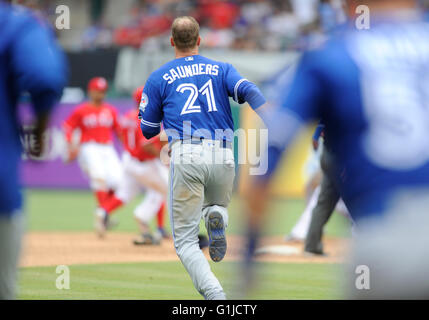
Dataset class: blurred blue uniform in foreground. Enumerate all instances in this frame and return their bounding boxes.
[0,3,66,300]
[265,12,429,221]
[0,3,66,216]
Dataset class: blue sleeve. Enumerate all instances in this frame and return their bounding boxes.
[278,51,325,122]
[239,81,266,110]
[11,16,67,115]
[257,108,303,180]
[224,63,266,109]
[313,122,325,141]
[139,78,162,139]
[259,51,324,180]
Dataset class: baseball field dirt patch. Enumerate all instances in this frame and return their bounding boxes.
[20,231,349,267]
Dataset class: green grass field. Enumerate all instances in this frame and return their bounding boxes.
[18,189,350,300]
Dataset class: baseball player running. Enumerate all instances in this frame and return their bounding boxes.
[63,77,123,237]
[139,16,266,300]
[99,86,169,244]
[0,2,66,299]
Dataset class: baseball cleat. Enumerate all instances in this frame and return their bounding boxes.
[303,249,328,257]
[106,216,119,230]
[94,211,107,238]
[284,234,304,243]
[133,233,161,245]
[94,208,118,238]
[158,227,170,239]
[207,211,227,262]
[198,234,209,249]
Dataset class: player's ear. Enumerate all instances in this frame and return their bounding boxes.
[196,36,201,47]
[170,37,175,47]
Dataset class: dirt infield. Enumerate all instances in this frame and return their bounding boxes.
[20,231,349,267]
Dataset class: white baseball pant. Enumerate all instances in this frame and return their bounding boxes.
[78,142,123,191]
[116,152,168,222]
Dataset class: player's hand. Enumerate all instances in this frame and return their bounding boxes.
[312,138,319,151]
[66,146,79,163]
[26,112,50,159]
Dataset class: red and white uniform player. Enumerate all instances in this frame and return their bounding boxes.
[63,77,123,236]
[100,86,169,245]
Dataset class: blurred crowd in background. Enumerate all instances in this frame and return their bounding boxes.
[11,0,429,98]
[14,0,349,51]
[12,0,429,51]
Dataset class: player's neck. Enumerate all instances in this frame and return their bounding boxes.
[91,100,103,107]
[175,48,199,59]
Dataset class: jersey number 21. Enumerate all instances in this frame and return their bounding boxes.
[177,79,217,115]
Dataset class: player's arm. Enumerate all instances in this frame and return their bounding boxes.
[224,64,266,112]
[137,133,163,157]
[139,79,163,139]
[244,51,324,258]
[63,111,78,142]
[11,13,67,157]
[112,108,125,144]
[261,52,325,181]
[140,143,160,157]
[63,110,81,162]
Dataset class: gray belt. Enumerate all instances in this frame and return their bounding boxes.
[178,138,232,149]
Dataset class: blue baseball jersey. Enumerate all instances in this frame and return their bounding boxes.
[139,54,265,142]
[0,4,67,215]
[266,15,429,220]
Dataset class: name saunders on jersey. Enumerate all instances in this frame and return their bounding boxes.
[163,63,219,84]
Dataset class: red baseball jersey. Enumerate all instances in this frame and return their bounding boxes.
[120,109,162,162]
[63,102,121,144]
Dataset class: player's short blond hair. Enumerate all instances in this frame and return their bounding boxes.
[171,16,200,51]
